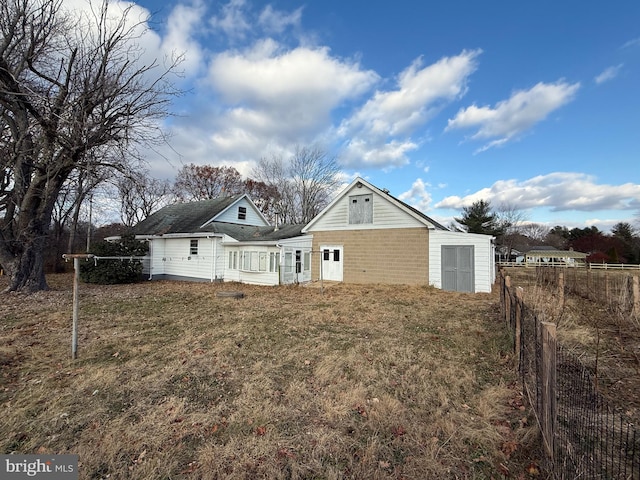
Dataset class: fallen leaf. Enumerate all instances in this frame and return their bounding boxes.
[527,462,540,476]
[501,441,519,458]
[255,426,266,436]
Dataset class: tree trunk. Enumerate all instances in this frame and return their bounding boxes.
[4,234,49,293]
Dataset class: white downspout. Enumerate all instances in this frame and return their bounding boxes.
[148,240,153,280]
[210,237,217,282]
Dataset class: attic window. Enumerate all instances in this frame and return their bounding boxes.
[238,206,247,220]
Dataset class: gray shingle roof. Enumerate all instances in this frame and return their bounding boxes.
[132,197,242,235]
[132,197,306,242]
[209,223,306,242]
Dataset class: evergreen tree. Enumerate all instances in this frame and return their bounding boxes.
[455,200,506,236]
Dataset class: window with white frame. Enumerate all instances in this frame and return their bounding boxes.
[304,251,311,272]
[238,206,247,220]
[269,252,280,272]
[190,239,198,255]
[284,252,293,272]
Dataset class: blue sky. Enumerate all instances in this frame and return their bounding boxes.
[79,0,640,230]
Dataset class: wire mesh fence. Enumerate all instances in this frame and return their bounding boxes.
[535,267,640,323]
[499,271,640,479]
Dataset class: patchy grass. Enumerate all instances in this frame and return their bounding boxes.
[1,274,543,479]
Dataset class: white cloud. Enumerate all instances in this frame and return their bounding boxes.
[148,40,379,172]
[258,5,303,34]
[594,64,623,84]
[446,80,580,152]
[339,50,481,168]
[161,1,206,76]
[398,178,433,212]
[209,0,251,40]
[435,173,640,212]
[622,37,640,48]
[342,138,418,169]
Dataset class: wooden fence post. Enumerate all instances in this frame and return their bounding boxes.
[505,275,512,328]
[558,271,565,309]
[633,276,640,319]
[515,287,523,372]
[540,321,557,460]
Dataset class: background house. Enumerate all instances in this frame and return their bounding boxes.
[302,177,495,293]
[128,195,312,285]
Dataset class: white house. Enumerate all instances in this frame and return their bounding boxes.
[123,179,495,292]
[127,195,312,285]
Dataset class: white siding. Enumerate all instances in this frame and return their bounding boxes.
[213,198,268,226]
[429,231,495,293]
[307,185,424,231]
[149,237,219,281]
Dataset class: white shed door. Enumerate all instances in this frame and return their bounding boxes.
[321,246,343,281]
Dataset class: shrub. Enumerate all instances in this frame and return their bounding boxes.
[80,234,148,284]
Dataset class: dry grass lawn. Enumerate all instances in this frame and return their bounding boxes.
[1,274,542,479]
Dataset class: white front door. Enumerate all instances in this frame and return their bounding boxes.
[321,245,343,281]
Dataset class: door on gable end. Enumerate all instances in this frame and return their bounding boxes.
[321,245,343,281]
[442,246,474,292]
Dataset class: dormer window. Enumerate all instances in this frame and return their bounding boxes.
[238,206,247,220]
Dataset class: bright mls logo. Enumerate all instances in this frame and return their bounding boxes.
[1,455,78,479]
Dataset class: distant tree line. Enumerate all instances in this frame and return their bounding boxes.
[455,200,640,264]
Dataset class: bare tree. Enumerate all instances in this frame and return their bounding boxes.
[520,222,550,242]
[243,178,281,224]
[117,171,171,227]
[0,0,180,292]
[495,203,528,260]
[173,164,244,201]
[253,145,341,224]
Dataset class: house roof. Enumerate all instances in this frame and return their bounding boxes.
[303,177,449,232]
[132,196,243,235]
[208,223,307,242]
[131,196,306,242]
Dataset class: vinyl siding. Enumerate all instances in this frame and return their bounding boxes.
[213,198,267,226]
[149,237,224,281]
[307,185,424,231]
